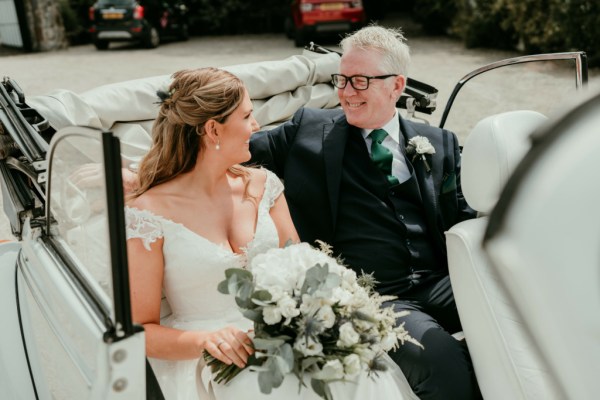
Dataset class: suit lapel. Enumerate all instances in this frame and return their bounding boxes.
[399,116,440,227]
[323,115,350,228]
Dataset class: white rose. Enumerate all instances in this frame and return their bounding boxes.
[343,354,362,380]
[267,286,284,302]
[251,248,305,292]
[331,287,353,306]
[294,336,323,357]
[313,359,344,381]
[353,319,374,332]
[315,305,336,329]
[349,290,370,309]
[278,295,300,325]
[262,305,283,325]
[409,136,436,154]
[337,322,360,347]
[341,268,357,285]
[300,295,333,315]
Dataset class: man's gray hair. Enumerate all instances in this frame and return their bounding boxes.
[340,24,410,77]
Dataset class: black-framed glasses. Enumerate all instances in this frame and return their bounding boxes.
[331,74,398,90]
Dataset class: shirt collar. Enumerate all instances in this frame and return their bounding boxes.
[361,110,401,144]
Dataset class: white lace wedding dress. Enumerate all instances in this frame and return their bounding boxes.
[125,170,418,400]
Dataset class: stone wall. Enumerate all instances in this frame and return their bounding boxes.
[24,0,68,51]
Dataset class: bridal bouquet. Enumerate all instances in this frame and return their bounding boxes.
[204,242,420,399]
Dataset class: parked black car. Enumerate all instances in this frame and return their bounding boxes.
[89,0,189,50]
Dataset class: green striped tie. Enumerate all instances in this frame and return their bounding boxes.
[369,129,399,186]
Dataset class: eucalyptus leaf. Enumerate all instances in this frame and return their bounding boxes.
[242,308,263,322]
[225,268,253,281]
[235,296,254,309]
[227,274,240,296]
[279,343,295,370]
[258,370,275,394]
[324,273,341,289]
[238,281,255,300]
[252,289,273,302]
[253,336,288,351]
[302,264,329,294]
[310,378,331,400]
[217,279,230,294]
[268,357,286,389]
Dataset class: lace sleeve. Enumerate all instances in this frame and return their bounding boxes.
[263,169,285,208]
[125,206,164,251]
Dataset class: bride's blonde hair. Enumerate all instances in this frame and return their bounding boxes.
[132,68,251,198]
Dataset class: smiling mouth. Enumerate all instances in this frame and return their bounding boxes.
[345,101,365,108]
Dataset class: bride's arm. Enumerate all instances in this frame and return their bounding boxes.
[127,237,253,367]
[269,193,300,246]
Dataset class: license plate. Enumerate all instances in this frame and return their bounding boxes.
[102,12,124,20]
[320,3,344,11]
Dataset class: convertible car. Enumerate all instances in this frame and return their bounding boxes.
[1,47,598,399]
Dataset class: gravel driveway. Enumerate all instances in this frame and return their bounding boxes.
[1,14,599,240]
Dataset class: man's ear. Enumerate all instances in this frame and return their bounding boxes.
[393,75,407,99]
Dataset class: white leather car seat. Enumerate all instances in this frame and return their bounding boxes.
[445,110,555,400]
[482,96,600,400]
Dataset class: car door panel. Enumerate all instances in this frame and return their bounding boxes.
[5,127,146,399]
[0,241,37,400]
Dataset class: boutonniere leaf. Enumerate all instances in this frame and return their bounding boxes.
[406,136,436,172]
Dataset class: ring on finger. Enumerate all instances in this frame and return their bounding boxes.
[216,340,225,348]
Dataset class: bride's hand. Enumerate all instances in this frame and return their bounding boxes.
[203,326,254,368]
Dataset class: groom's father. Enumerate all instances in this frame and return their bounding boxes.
[249,25,479,399]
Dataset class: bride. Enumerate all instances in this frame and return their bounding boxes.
[126,67,417,400]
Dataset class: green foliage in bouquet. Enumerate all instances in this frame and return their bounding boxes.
[204,242,421,400]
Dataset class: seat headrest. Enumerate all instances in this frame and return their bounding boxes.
[461,110,547,213]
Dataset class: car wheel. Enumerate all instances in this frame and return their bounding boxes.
[178,23,189,41]
[143,27,160,48]
[294,29,305,48]
[94,40,109,50]
[284,17,294,39]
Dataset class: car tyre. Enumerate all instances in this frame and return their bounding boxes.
[178,23,189,41]
[143,27,160,49]
[284,17,294,39]
[94,40,109,50]
[293,29,305,48]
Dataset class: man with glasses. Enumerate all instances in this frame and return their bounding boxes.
[250,25,478,400]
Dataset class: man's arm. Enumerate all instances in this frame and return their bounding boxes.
[248,108,306,177]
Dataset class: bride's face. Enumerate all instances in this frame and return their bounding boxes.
[216,89,259,164]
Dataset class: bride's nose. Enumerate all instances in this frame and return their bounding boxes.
[250,115,260,133]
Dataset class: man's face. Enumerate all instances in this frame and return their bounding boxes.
[338,47,406,129]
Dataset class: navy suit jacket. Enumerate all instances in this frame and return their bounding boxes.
[249,107,475,261]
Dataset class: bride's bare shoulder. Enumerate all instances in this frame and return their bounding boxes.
[127,185,172,215]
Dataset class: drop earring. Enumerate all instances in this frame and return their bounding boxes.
[215,139,220,150]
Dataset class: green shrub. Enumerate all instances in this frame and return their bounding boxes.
[412,0,599,66]
[411,0,458,35]
[452,0,517,49]
[187,0,287,35]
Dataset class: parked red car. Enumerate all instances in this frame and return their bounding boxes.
[285,0,367,47]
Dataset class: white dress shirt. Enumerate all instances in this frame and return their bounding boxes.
[362,111,412,184]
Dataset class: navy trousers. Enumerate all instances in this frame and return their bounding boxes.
[387,275,482,400]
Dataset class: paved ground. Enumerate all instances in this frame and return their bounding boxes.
[1,14,599,239]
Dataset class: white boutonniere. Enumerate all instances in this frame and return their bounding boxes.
[406,136,436,172]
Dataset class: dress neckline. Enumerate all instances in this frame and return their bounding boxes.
[126,206,250,256]
[126,170,274,256]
